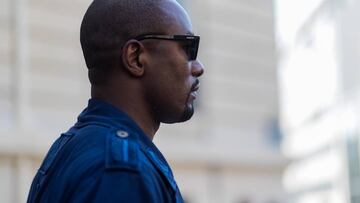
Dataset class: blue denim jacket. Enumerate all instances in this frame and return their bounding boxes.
[27,99,184,203]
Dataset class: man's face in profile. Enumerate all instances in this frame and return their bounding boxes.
[140,1,204,124]
[81,0,204,125]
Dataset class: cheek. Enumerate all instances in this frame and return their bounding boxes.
[143,59,192,122]
[153,43,190,76]
[167,60,192,94]
[154,49,191,83]
[147,45,192,99]
[158,65,192,111]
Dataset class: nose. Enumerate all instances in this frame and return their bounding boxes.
[191,60,204,77]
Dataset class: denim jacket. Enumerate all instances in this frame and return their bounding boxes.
[27,99,184,203]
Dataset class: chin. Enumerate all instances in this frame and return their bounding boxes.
[178,105,194,122]
[161,104,194,124]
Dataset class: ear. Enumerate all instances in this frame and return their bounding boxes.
[121,40,145,77]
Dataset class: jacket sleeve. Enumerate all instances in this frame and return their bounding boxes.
[69,170,157,203]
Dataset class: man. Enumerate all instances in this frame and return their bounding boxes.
[27,0,204,202]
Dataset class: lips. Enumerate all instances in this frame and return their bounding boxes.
[191,79,200,92]
[190,80,200,100]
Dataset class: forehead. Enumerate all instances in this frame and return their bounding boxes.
[157,1,193,35]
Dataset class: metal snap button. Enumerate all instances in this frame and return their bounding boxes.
[116,130,129,138]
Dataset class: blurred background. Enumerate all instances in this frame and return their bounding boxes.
[1,0,360,202]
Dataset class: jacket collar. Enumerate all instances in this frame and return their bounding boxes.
[76,98,171,169]
[76,98,178,192]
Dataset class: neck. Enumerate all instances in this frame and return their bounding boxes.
[91,85,159,140]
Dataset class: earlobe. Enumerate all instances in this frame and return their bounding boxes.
[122,40,145,77]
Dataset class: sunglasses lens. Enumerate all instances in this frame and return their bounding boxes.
[136,34,200,60]
[188,46,195,60]
[190,47,196,60]
[183,41,195,60]
[190,38,199,60]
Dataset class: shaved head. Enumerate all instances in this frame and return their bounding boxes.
[80,0,187,85]
[79,0,203,131]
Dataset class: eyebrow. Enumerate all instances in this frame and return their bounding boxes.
[186,31,194,36]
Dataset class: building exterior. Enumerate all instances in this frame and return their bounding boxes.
[276,0,360,202]
[0,0,286,202]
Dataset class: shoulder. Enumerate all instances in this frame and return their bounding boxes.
[104,127,144,171]
[67,123,148,173]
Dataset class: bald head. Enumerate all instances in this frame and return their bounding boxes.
[80,0,190,85]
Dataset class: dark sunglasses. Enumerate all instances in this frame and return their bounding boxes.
[134,34,200,61]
